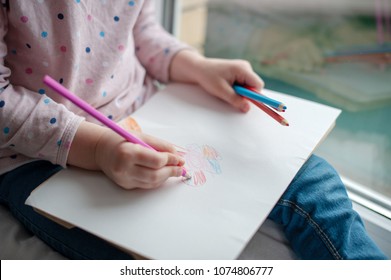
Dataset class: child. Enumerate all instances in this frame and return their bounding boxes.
[0,0,387,259]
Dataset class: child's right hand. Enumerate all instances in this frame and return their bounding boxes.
[68,121,185,190]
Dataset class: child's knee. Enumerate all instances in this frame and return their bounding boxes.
[282,155,347,203]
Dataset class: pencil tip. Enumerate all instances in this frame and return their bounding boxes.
[277,104,286,112]
[282,120,289,126]
[181,167,192,180]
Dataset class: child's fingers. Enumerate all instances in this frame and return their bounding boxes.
[244,70,265,90]
[132,146,184,169]
[234,61,265,91]
[142,165,183,183]
[217,61,265,112]
[219,82,251,113]
[140,134,186,165]
[163,152,185,167]
[124,166,183,189]
[138,133,178,154]
[107,147,184,189]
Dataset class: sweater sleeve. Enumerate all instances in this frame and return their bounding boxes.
[0,8,84,167]
[133,0,191,83]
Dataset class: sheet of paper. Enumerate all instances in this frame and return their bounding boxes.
[26,83,341,259]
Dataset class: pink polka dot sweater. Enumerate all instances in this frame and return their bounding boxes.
[0,0,188,175]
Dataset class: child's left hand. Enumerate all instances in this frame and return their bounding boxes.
[195,57,264,112]
[169,50,264,113]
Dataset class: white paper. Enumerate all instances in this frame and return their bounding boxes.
[26,83,341,259]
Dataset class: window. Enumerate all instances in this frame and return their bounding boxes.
[170,0,391,219]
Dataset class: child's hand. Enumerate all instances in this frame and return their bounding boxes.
[68,122,185,190]
[169,50,264,113]
[95,129,185,190]
[195,57,265,112]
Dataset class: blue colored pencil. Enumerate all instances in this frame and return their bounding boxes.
[233,85,286,111]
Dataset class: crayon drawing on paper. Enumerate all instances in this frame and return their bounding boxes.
[176,144,222,187]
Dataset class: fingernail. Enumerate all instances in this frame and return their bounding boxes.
[177,157,185,166]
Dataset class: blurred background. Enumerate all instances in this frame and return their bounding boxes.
[157,0,391,254]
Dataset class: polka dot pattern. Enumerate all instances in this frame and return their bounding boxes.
[0,0,187,172]
[85,78,93,85]
[13,0,175,91]
[20,16,29,23]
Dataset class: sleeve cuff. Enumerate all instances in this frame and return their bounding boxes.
[55,115,85,168]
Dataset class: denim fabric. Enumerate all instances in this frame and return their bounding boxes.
[268,155,388,260]
[0,157,387,259]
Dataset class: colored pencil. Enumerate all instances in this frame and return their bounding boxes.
[241,86,289,126]
[43,75,191,179]
[233,85,286,111]
[245,97,289,126]
[243,85,285,112]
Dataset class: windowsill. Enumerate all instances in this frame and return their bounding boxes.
[351,200,391,259]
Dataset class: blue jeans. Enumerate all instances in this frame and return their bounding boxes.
[0,156,387,259]
[0,161,133,259]
[268,155,388,259]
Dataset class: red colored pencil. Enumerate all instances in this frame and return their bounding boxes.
[245,97,289,126]
[242,86,289,126]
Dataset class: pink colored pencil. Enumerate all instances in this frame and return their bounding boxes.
[43,75,191,179]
